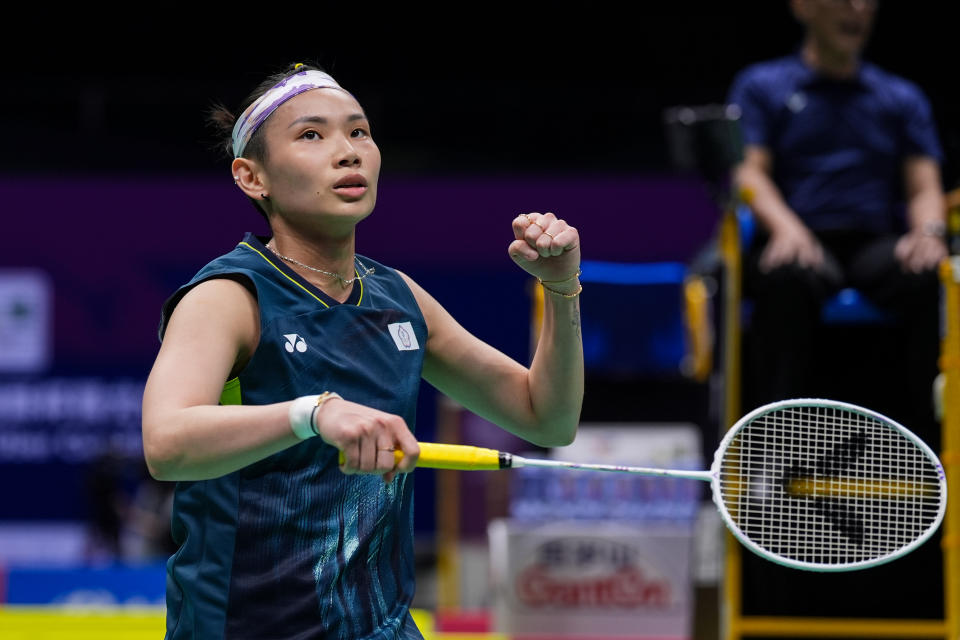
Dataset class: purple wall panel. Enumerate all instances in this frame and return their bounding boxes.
[369,174,719,265]
[0,172,718,370]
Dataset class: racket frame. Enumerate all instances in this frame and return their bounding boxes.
[709,398,948,572]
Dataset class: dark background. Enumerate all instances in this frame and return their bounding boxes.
[6,3,959,185]
[0,2,955,597]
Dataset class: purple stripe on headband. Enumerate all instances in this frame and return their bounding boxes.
[265,69,312,93]
[235,101,261,137]
[247,85,321,132]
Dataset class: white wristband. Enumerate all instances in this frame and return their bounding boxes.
[288,392,343,441]
[289,395,320,440]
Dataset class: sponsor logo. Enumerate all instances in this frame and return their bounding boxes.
[517,565,670,608]
[0,270,52,373]
[283,333,307,353]
[514,537,672,609]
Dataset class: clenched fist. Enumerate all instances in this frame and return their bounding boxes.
[509,212,581,292]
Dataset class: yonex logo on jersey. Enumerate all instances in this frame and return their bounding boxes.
[283,333,308,353]
[387,322,419,351]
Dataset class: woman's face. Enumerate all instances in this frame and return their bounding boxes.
[257,88,381,232]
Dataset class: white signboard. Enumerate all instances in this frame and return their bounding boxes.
[490,519,694,638]
[0,270,52,372]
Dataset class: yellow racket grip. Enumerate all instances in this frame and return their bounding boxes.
[414,442,504,470]
[337,442,505,470]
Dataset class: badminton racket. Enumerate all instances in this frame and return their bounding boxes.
[345,398,946,572]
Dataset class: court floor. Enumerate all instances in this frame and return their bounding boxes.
[0,606,507,640]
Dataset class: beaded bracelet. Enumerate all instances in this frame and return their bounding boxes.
[539,268,582,285]
[309,391,343,436]
[541,282,583,298]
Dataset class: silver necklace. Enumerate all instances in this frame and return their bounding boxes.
[267,243,375,287]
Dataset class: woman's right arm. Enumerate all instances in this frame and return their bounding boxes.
[141,278,418,482]
[142,278,300,480]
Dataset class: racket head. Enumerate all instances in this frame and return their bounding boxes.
[710,398,946,572]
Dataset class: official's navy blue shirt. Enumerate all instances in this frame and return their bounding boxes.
[728,54,942,233]
[158,233,426,640]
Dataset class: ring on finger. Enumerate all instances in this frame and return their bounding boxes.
[542,230,555,239]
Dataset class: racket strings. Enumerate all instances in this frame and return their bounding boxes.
[717,405,943,568]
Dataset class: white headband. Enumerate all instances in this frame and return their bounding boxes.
[231,69,347,158]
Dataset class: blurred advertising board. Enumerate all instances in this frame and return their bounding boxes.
[2,563,166,606]
[490,520,693,639]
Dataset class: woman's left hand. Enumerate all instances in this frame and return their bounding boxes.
[509,212,581,286]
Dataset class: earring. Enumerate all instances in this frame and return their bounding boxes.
[261,193,269,200]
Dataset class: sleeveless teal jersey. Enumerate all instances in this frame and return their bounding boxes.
[158,233,427,639]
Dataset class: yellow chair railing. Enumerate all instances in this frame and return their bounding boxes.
[719,191,960,640]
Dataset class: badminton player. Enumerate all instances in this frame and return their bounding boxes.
[141,63,583,639]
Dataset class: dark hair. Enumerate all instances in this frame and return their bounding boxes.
[207,62,328,222]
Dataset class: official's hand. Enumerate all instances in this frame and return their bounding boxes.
[895,230,947,274]
[315,398,420,482]
[760,221,824,272]
[509,212,581,288]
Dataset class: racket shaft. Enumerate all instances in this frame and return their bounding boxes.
[407,444,713,480]
[515,456,713,481]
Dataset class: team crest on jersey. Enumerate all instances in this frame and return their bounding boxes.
[387,322,419,351]
[283,333,307,353]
